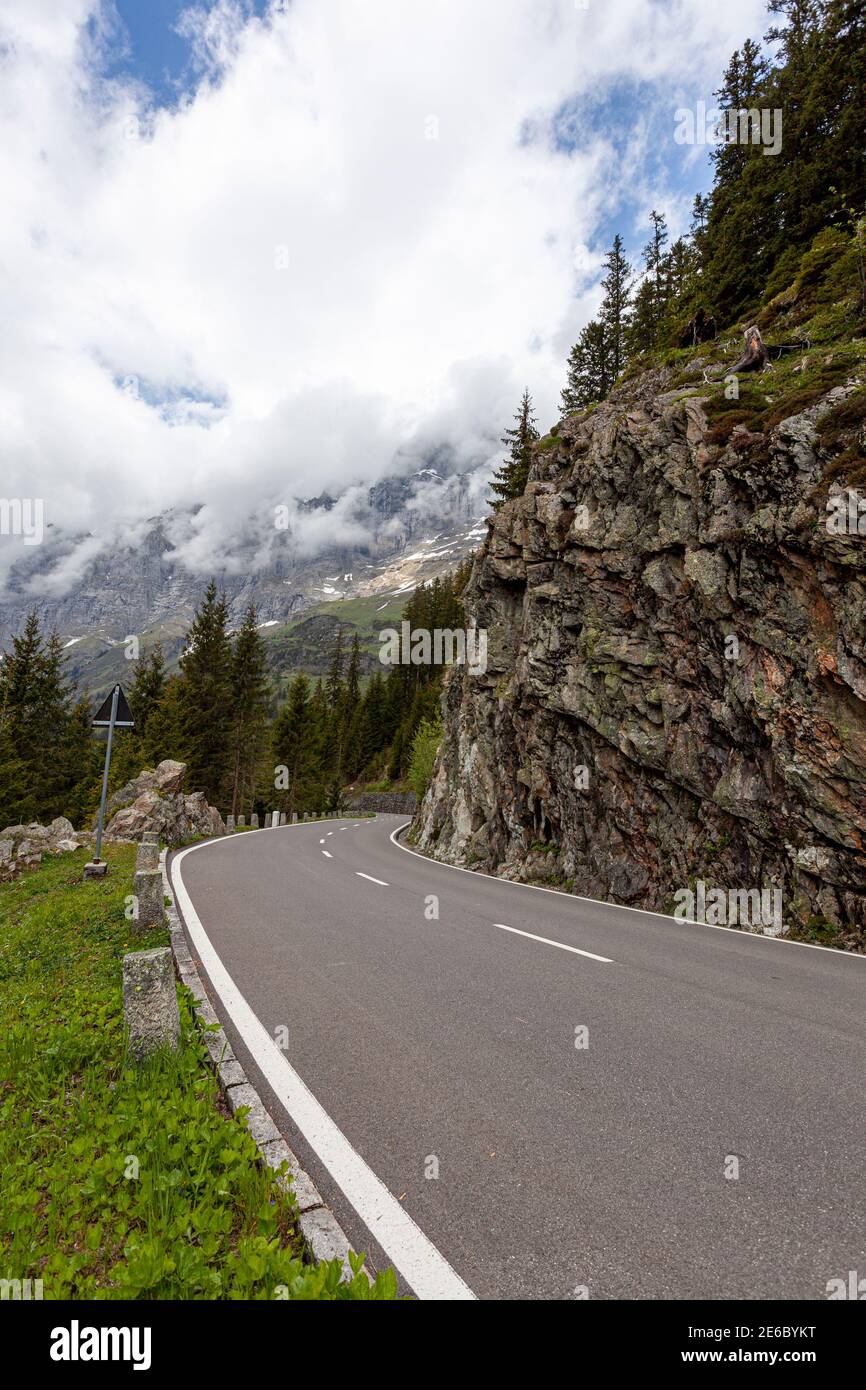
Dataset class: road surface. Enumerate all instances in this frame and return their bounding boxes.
[169,815,866,1301]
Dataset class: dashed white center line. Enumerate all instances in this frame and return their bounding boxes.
[327,831,334,837]
[319,838,325,844]
[356,872,388,886]
[493,922,612,963]
[322,850,333,859]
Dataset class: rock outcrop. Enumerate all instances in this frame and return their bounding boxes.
[0,817,81,882]
[102,761,225,845]
[416,367,866,949]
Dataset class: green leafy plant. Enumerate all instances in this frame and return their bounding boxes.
[0,846,398,1300]
[407,716,443,803]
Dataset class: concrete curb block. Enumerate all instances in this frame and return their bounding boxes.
[159,848,355,1279]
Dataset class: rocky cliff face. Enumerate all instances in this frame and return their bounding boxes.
[416,365,866,949]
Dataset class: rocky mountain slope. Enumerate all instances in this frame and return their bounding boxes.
[0,467,482,641]
[416,346,866,949]
[0,467,485,699]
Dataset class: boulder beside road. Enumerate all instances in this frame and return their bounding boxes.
[1,761,224,885]
[0,817,83,883]
[102,761,224,846]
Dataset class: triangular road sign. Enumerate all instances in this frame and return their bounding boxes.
[92,684,135,729]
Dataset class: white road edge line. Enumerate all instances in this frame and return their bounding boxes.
[494,922,612,963]
[170,843,475,1301]
[322,850,333,859]
[387,823,865,961]
[356,872,388,886]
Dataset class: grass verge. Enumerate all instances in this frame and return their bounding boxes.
[0,844,397,1299]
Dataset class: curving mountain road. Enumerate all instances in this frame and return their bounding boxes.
[169,815,866,1301]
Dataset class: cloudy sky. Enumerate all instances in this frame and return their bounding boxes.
[0,0,769,593]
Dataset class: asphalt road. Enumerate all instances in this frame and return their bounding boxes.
[170,815,866,1301]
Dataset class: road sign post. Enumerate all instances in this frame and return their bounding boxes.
[85,684,135,878]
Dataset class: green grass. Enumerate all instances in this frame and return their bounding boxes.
[661,229,866,453]
[786,915,845,949]
[0,846,397,1300]
[348,777,412,796]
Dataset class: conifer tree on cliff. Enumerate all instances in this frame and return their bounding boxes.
[600,233,632,381]
[561,235,631,414]
[489,388,539,508]
[561,319,612,413]
[626,210,670,356]
[178,581,232,805]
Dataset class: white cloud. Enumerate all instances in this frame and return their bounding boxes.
[0,0,767,593]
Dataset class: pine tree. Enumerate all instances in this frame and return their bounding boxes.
[702,38,775,317]
[61,696,101,827]
[142,672,185,768]
[342,633,361,721]
[561,320,612,413]
[691,193,710,245]
[228,605,271,818]
[4,616,52,792]
[324,626,344,710]
[387,726,404,781]
[0,719,28,826]
[634,209,670,352]
[108,644,169,786]
[0,613,97,824]
[321,626,345,776]
[341,633,362,774]
[599,233,632,382]
[356,672,387,774]
[489,389,539,508]
[273,672,314,815]
[304,679,330,810]
[178,581,233,805]
[129,644,167,739]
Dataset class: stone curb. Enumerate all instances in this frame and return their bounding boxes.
[159,849,356,1279]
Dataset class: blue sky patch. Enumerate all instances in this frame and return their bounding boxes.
[96,0,267,105]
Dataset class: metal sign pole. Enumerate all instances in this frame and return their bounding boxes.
[94,685,119,864]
